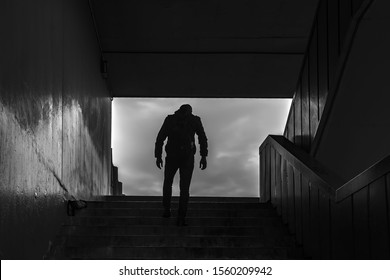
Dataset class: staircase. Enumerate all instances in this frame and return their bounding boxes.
[47,196,302,259]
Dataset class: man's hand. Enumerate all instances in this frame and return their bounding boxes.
[200,156,207,170]
[156,158,163,169]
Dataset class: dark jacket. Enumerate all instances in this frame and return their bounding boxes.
[155,112,208,158]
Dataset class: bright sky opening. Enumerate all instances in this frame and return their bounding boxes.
[112,98,291,197]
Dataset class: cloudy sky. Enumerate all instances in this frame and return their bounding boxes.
[112,98,291,197]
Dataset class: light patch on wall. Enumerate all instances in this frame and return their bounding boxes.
[112,98,291,197]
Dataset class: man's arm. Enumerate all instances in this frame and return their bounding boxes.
[195,116,208,157]
[155,117,169,168]
[195,117,208,170]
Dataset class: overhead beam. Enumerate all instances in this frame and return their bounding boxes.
[106,53,303,98]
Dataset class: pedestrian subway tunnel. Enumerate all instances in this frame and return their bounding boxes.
[2,0,390,260]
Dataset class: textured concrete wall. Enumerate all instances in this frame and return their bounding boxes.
[0,0,111,259]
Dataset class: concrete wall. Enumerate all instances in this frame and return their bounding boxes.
[314,0,390,182]
[0,0,111,259]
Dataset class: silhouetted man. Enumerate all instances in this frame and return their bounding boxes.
[155,104,208,226]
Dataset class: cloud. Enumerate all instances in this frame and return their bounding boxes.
[112,98,291,197]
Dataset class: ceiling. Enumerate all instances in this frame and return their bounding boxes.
[91,0,319,98]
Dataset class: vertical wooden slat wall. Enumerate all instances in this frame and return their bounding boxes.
[301,176,311,256]
[317,0,329,118]
[349,174,390,259]
[259,148,266,202]
[270,147,276,205]
[283,0,368,152]
[259,138,390,259]
[339,0,353,51]
[318,190,331,259]
[265,144,271,202]
[332,197,354,259]
[387,174,390,256]
[275,152,282,215]
[294,170,303,245]
[287,163,296,234]
[309,183,320,258]
[301,65,311,150]
[353,187,370,258]
[308,25,319,144]
[368,177,389,259]
[281,159,288,224]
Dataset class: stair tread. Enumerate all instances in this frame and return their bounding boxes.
[51,246,292,260]
[58,244,293,248]
[103,196,261,203]
[47,196,302,260]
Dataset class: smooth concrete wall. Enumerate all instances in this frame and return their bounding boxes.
[314,0,390,182]
[0,0,111,259]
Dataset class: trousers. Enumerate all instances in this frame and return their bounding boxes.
[162,154,194,219]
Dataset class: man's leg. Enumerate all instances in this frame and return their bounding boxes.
[162,157,179,217]
[177,155,194,225]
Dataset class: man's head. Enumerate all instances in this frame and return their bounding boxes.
[175,104,192,116]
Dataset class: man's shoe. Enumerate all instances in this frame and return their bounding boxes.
[162,209,171,218]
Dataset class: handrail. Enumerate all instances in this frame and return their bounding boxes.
[260,135,342,198]
[261,135,390,203]
[336,154,390,202]
[261,135,390,259]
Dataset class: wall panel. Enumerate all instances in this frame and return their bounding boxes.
[317,0,329,118]
[353,187,370,259]
[275,152,282,215]
[270,147,276,205]
[387,174,390,249]
[309,26,319,142]
[339,0,353,51]
[294,170,303,244]
[327,0,340,90]
[265,144,271,202]
[332,197,353,259]
[286,103,295,142]
[293,87,303,147]
[284,0,367,152]
[318,191,331,259]
[281,159,288,224]
[301,176,311,256]
[309,183,320,258]
[301,64,311,150]
[0,0,111,259]
[369,177,390,259]
[260,149,266,202]
[287,163,296,234]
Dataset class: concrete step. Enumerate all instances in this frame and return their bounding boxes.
[58,224,290,237]
[65,216,284,227]
[47,196,302,260]
[58,234,294,248]
[87,201,272,210]
[51,245,291,260]
[103,196,260,203]
[77,207,278,218]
